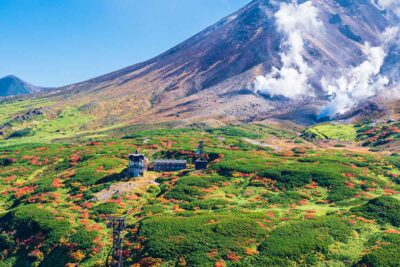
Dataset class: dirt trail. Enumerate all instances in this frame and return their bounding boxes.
[243,138,283,151]
[94,172,160,202]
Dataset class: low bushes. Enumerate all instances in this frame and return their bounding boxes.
[7,128,33,139]
[351,196,400,226]
[261,168,356,202]
[92,202,120,215]
[206,127,262,139]
[258,216,353,264]
[163,174,228,201]
[138,213,267,266]
[358,233,400,267]
[213,149,363,202]
[164,185,203,201]
[180,199,229,210]
[1,205,72,248]
[0,158,15,166]
[265,191,307,206]
[67,156,125,186]
[0,204,101,265]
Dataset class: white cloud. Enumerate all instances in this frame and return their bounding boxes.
[253,1,322,98]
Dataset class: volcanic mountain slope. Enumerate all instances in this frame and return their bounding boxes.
[0,75,47,97]
[34,0,400,126]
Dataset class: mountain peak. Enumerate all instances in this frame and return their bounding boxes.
[41,0,399,125]
[2,75,22,81]
[0,75,46,97]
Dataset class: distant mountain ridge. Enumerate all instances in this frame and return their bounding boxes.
[0,75,47,97]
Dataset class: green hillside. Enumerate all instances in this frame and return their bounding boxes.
[0,116,399,266]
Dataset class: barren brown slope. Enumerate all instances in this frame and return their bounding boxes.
[42,0,394,127]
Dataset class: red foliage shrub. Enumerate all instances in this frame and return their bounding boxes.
[14,185,37,198]
[70,153,80,163]
[226,252,241,262]
[51,178,64,188]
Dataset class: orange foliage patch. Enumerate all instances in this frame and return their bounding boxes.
[226,252,241,262]
[344,173,355,178]
[207,249,219,259]
[384,229,400,234]
[245,248,259,256]
[172,205,184,212]
[51,178,64,188]
[265,211,275,218]
[125,194,139,200]
[257,221,269,231]
[70,153,80,163]
[304,214,315,219]
[215,260,226,267]
[356,216,375,224]
[4,175,17,182]
[344,181,355,188]
[14,185,37,198]
[305,182,318,189]
[298,199,308,205]
[383,188,398,195]
[202,185,219,193]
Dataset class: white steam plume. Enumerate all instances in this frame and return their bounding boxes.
[371,0,400,16]
[253,1,322,98]
[319,27,399,118]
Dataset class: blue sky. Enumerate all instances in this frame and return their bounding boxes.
[0,0,249,87]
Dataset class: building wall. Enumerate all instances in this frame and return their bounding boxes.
[154,163,187,171]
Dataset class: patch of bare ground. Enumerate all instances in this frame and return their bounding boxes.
[94,172,160,202]
[316,140,390,155]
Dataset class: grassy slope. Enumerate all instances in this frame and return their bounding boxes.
[0,104,93,147]
[0,99,400,266]
[304,121,400,152]
[0,98,54,125]
[303,123,357,141]
[0,100,399,266]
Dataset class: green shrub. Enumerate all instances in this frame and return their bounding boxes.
[265,191,307,206]
[0,158,15,166]
[164,185,203,201]
[180,199,229,210]
[92,202,119,215]
[358,234,400,267]
[0,233,14,251]
[258,216,352,263]
[142,204,165,215]
[207,127,262,139]
[7,128,33,139]
[1,205,72,247]
[351,196,400,226]
[162,175,225,201]
[138,213,267,266]
[70,230,98,250]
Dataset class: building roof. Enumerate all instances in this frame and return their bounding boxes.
[154,159,187,164]
[129,154,145,161]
